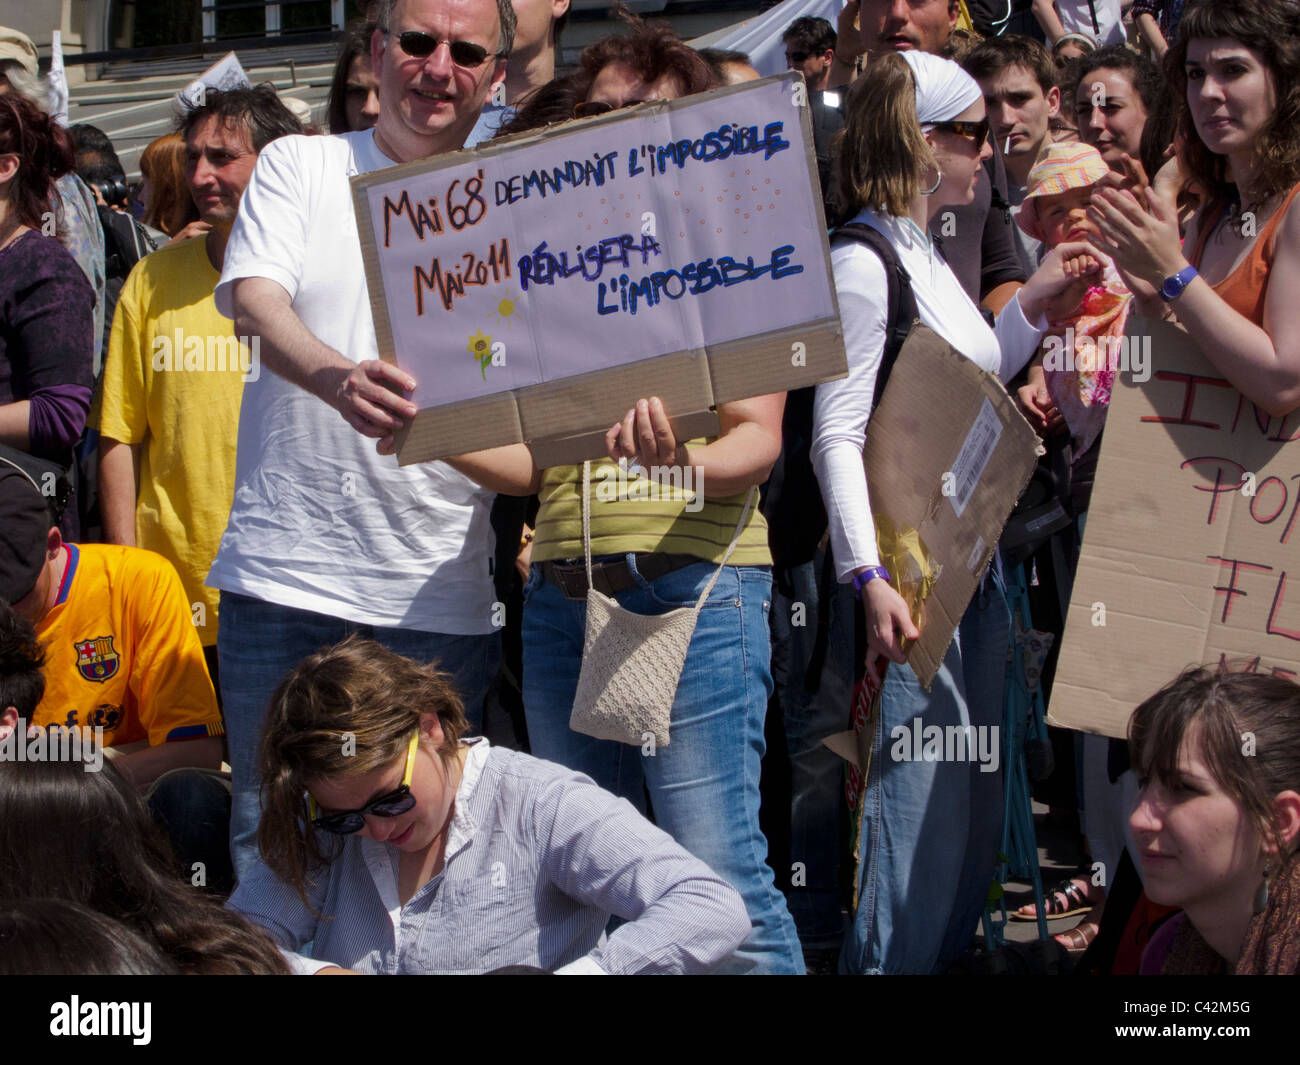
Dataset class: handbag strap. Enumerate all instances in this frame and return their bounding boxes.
[582,459,758,612]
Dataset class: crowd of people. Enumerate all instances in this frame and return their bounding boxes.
[1,0,1299,976]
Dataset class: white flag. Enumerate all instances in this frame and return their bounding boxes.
[689,0,844,78]
[49,29,69,126]
[175,51,252,115]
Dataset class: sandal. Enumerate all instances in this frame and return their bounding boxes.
[1054,918,1099,954]
[1009,878,1094,922]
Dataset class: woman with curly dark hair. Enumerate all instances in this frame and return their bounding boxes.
[0,93,94,472]
[1088,0,1300,417]
[572,17,713,118]
[0,757,289,974]
[1071,44,1172,178]
[497,18,715,134]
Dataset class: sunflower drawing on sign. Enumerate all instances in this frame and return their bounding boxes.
[466,329,493,380]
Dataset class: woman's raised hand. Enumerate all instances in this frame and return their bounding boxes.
[1087,183,1187,291]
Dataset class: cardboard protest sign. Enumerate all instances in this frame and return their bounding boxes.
[841,324,1042,695]
[821,325,1040,780]
[351,73,846,466]
[1049,318,1300,739]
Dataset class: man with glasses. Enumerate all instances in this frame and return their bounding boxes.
[212,0,516,881]
[783,16,837,94]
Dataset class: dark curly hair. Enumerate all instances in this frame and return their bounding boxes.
[574,15,717,103]
[0,758,290,974]
[0,601,44,718]
[1071,43,1175,182]
[178,83,304,152]
[1165,0,1300,208]
[0,93,74,231]
[0,898,178,975]
[495,17,719,140]
[1073,44,1164,117]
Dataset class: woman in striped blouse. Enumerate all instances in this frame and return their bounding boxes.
[228,636,750,974]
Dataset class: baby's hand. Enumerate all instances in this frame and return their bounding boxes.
[1016,383,1066,437]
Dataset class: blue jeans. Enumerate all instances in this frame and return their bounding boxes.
[219,591,501,882]
[522,557,804,974]
[771,553,855,947]
[842,568,1010,974]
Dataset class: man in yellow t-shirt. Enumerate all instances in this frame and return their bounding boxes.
[95,87,301,683]
[2,453,232,888]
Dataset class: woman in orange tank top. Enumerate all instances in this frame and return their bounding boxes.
[1082,0,1300,418]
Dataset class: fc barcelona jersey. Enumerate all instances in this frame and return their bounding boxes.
[32,543,224,747]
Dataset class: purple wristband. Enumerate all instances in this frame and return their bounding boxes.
[852,566,890,594]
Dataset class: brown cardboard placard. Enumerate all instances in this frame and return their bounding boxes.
[860,324,1042,687]
[351,73,847,466]
[1048,317,1300,739]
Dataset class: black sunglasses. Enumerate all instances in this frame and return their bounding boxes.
[786,51,811,63]
[396,30,506,68]
[312,787,416,835]
[928,119,991,146]
[308,731,420,834]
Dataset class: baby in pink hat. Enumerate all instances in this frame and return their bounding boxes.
[1016,140,1132,464]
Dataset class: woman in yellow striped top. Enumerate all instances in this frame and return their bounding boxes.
[439,24,805,974]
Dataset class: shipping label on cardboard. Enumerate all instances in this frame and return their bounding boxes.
[949,397,1003,518]
[351,73,847,465]
[1049,318,1300,739]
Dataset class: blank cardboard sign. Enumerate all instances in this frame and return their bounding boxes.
[351,73,847,466]
[863,324,1041,687]
[1049,318,1300,739]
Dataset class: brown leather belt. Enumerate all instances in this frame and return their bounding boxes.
[541,553,701,600]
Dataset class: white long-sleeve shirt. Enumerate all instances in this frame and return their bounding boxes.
[811,208,1045,580]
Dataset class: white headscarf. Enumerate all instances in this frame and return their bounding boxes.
[900,49,982,125]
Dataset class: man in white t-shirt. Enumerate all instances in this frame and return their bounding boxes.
[213,0,515,878]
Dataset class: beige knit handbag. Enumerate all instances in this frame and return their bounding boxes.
[569,460,757,748]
